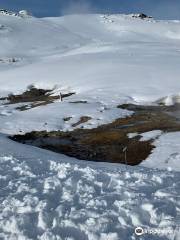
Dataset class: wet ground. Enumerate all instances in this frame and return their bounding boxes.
[11,103,180,166]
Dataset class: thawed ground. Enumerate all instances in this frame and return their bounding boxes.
[0,11,180,239]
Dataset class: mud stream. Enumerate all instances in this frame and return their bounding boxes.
[11,103,180,166]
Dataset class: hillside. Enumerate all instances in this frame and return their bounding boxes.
[0,11,180,239]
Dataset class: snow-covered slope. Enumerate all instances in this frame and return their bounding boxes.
[0,12,180,239]
[0,13,180,98]
[0,13,180,166]
[0,14,180,133]
[0,14,86,62]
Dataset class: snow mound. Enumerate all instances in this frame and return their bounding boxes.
[157,94,180,106]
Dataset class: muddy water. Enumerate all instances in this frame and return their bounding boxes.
[11,104,180,166]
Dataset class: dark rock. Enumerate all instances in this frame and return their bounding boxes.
[132,13,152,20]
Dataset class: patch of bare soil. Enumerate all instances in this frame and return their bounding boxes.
[72,116,92,127]
[69,101,88,104]
[10,104,180,166]
[0,86,75,111]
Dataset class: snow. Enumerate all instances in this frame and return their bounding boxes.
[0,99,132,134]
[127,132,138,139]
[0,13,180,134]
[141,132,180,171]
[140,130,163,141]
[0,134,180,240]
[0,11,180,239]
[127,131,163,141]
[0,14,180,97]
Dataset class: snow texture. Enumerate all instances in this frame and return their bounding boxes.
[0,134,180,240]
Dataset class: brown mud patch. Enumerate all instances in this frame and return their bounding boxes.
[0,86,75,111]
[10,104,180,166]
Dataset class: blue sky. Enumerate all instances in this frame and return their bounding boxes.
[0,0,180,19]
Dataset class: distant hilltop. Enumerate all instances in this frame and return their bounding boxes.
[130,13,153,20]
[0,9,32,17]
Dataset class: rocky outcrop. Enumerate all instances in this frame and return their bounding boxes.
[0,9,32,18]
[132,13,152,20]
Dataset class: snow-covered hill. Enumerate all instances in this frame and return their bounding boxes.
[0,11,180,240]
[0,13,180,97]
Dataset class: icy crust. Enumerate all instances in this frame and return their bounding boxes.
[0,135,179,240]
